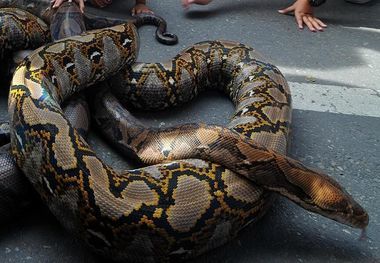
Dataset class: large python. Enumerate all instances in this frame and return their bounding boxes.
[0,2,177,223]
[0,5,91,223]
[2,3,369,263]
[92,40,368,230]
[0,6,269,260]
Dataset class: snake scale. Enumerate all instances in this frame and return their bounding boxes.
[0,3,369,263]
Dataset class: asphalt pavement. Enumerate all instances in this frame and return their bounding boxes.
[0,0,379,262]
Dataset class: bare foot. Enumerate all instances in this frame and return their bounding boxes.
[51,0,85,12]
[182,0,213,8]
[132,3,154,15]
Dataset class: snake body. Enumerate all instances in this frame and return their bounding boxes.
[8,21,369,263]
[1,3,369,262]
[0,3,179,224]
[0,144,34,222]
[94,41,368,230]
[0,7,50,56]
[0,5,90,223]
[0,0,178,44]
[0,0,52,22]
[0,121,10,144]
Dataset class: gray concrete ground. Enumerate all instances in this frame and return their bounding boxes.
[1,0,380,262]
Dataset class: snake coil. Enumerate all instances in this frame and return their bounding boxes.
[0,4,369,263]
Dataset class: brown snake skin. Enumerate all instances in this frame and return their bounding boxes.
[0,6,91,223]
[0,0,178,221]
[8,22,275,260]
[94,40,368,231]
[2,7,274,260]
[92,38,369,259]
[0,7,50,57]
[0,3,177,226]
[3,5,368,263]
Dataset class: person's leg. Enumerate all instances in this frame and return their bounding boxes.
[182,0,213,8]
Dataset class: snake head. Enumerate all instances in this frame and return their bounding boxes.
[319,187,369,230]
[275,155,369,230]
[282,176,369,230]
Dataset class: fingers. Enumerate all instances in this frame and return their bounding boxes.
[278,5,295,14]
[295,12,304,29]
[302,15,316,31]
[76,0,85,13]
[303,15,327,31]
[314,17,327,28]
[131,4,154,15]
[138,8,153,14]
[182,0,192,8]
[309,16,323,31]
[293,12,327,32]
[51,0,85,12]
[52,0,64,8]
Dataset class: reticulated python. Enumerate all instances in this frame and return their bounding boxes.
[0,4,177,223]
[93,40,368,230]
[0,5,91,222]
[2,5,369,263]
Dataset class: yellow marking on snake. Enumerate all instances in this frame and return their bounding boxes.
[85,156,159,218]
[21,97,77,170]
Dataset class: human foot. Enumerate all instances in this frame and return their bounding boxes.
[182,0,213,8]
[132,3,154,15]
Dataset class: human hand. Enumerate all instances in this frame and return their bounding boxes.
[278,0,327,32]
[132,4,153,15]
[51,0,85,13]
[132,0,153,15]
